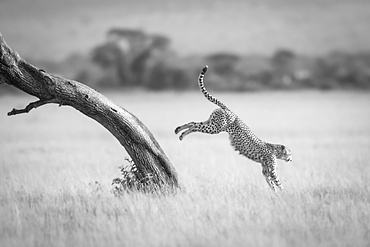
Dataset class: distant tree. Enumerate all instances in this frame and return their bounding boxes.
[91,42,132,87]
[206,53,240,75]
[96,28,175,88]
[107,28,147,55]
[272,49,295,66]
[145,63,168,90]
[271,49,296,87]
[130,34,171,86]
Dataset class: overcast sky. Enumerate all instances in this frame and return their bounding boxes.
[1,0,369,61]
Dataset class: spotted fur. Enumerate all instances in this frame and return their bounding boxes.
[175,65,292,191]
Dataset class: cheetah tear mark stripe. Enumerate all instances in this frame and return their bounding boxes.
[198,66,229,110]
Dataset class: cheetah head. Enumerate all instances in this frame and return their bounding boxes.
[276,144,292,163]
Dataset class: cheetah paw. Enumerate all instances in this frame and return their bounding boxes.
[174,126,181,134]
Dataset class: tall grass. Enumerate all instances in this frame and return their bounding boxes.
[0,91,369,247]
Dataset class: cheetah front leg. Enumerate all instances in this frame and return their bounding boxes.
[262,165,276,191]
[270,165,284,191]
[262,158,284,191]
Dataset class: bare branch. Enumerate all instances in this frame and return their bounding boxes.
[0,32,179,190]
[7,98,61,116]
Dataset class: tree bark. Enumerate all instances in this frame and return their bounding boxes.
[0,33,178,190]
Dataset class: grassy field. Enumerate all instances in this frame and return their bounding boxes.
[0,91,370,247]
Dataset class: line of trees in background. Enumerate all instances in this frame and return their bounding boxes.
[9,28,370,92]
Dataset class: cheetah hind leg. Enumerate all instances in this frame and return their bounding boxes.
[174,122,196,135]
[174,122,199,140]
[177,122,215,140]
[175,120,220,141]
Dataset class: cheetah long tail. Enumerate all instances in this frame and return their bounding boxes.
[198,66,228,110]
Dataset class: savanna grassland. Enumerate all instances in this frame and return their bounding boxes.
[0,91,370,247]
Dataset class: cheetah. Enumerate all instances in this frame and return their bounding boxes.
[174,66,292,191]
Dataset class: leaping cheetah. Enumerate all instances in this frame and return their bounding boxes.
[175,66,292,191]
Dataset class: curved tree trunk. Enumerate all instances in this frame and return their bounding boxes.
[0,33,178,191]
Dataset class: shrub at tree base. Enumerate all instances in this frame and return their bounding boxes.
[111,158,158,195]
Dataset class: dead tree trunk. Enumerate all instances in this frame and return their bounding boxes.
[0,33,178,191]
